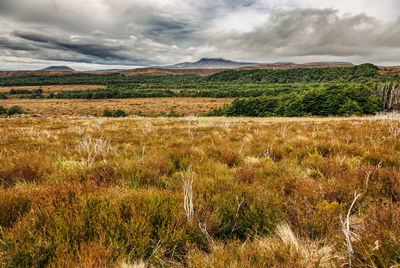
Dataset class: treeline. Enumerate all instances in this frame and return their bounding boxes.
[0,73,126,86]
[207,63,386,83]
[0,64,397,88]
[48,84,306,99]
[9,88,43,95]
[7,88,44,99]
[49,89,177,99]
[205,84,382,117]
[0,73,203,87]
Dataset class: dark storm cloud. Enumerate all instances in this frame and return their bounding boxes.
[14,30,125,60]
[13,31,57,44]
[9,30,157,65]
[143,17,193,43]
[0,37,37,51]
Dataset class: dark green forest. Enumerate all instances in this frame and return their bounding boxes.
[1,63,399,116]
[205,84,382,117]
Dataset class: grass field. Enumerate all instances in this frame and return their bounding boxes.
[1,115,400,267]
[0,98,233,116]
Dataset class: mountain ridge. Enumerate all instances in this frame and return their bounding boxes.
[41,66,75,71]
[162,58,260,69]
[161,58,353,70]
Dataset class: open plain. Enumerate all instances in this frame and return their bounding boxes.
[0,98,232,116]
[1,115,400,267]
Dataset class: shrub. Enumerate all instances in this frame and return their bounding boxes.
[101,109,127,117]
[0,105,6,114]
[102,109,113,117]
[7,105,24,115]
[0,189,32,228]
[0,152,53,186]
[0,189,199,267]
[166,109,181,117]
[113,109,127,117]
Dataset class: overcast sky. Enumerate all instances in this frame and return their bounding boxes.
[0,0,399,70]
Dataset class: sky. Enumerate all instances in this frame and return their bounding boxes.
[0,0,400,70]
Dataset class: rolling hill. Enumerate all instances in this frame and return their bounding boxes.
[162,58,260,69]
[41,66,75,71]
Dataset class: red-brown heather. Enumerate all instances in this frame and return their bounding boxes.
[0,115,400,267]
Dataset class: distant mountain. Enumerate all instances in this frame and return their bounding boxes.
[87,69,128,72]
[41,66,75,71]
[163,58,260,69]
[323,62,353,65]
[302,62,353,66]
[270,62,295,65]
[161,58,353,69]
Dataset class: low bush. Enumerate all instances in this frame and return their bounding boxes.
[7,105,25,115]
[102,109,127,117]
[102,109,113,117]
[113,109,127,117]
[0,105,6,114]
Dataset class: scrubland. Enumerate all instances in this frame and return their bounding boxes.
[0,115,400,267]
[0,98,232,116]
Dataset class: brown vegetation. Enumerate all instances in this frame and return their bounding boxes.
[0,98,232,116]
[379,66,400,76]
[0,115,400,266]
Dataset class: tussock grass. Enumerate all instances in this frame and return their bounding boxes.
[0,116,399,266]
[187,222,338,267]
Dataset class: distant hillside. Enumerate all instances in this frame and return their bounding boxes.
[41,66,75,71]
[238,62,353,70]
[89,69,127,72]
[323,62,353,65]
[117,67,224,76]
[163,58,260,69]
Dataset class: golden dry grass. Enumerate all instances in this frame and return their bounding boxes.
[1,115,400,267]
[379,66,400,76]
[0,97,233,116]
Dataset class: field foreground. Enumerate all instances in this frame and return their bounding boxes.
[0,116,400,267]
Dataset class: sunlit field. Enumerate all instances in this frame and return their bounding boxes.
[1,115,400,267]
[0,98,232,117]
